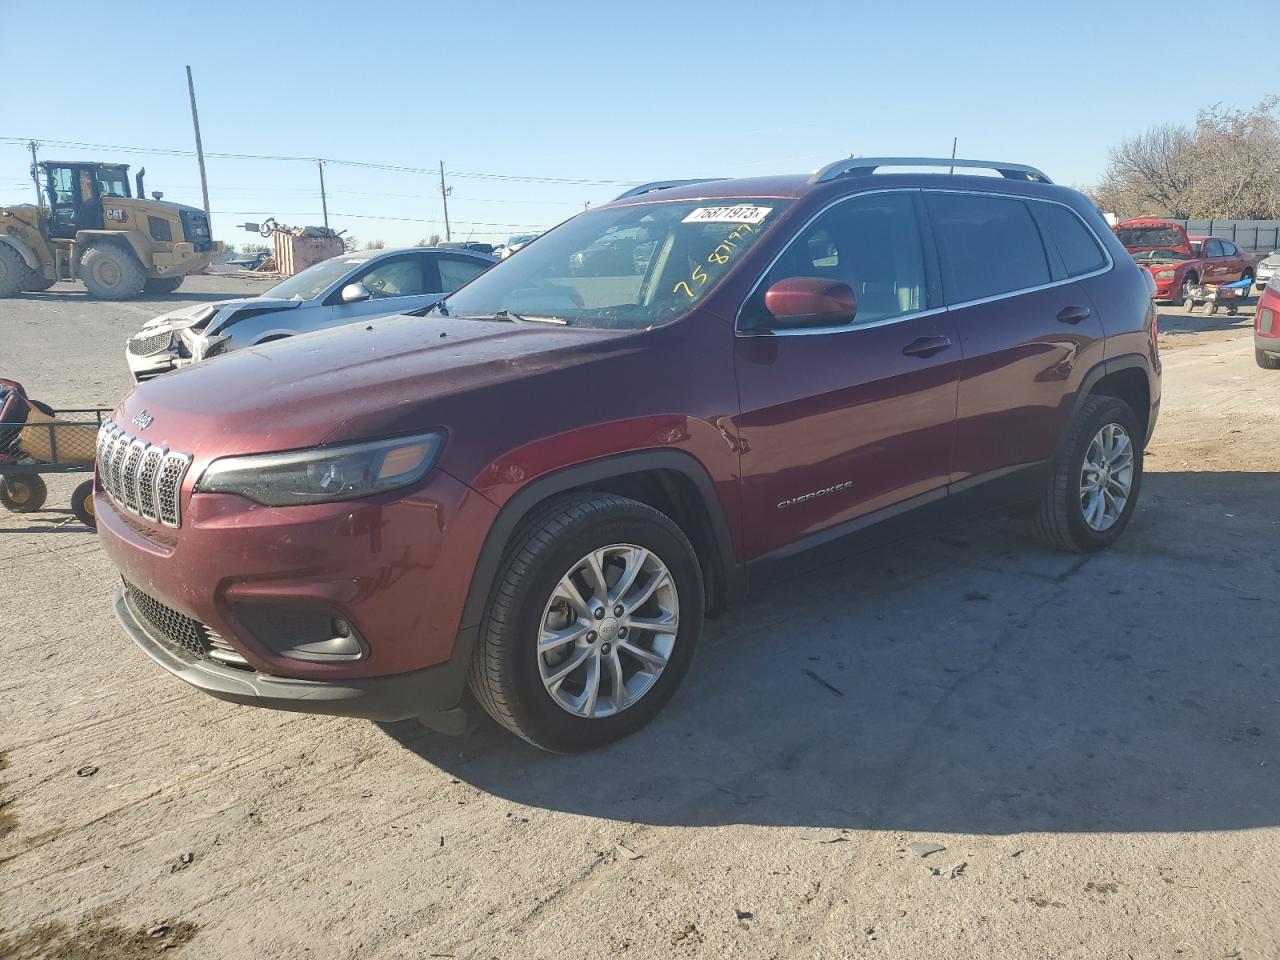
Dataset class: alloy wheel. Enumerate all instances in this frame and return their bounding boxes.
[537,543,679,719]
[1079,422,1134,531]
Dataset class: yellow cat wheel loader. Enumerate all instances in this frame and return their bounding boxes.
[0,161,222,300]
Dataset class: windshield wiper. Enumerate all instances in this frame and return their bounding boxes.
[493,310,568,325]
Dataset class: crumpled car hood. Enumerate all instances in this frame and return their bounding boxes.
[139,297,304,335]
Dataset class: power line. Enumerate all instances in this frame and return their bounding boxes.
[212,210,550,229]
[0,135,642,186]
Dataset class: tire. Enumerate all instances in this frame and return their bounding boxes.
[1257,349,1280,370]
[80,243,146,300]
[468,493,705,753]
[1026,395,1144,553]
[71,479,96,529]
[1241,269,1254,284]
[0,474,49,513]
[21,269,56,292]
[0,244,26,297]
[143,275,184,295]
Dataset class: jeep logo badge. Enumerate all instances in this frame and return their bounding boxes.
[131,410,154,430]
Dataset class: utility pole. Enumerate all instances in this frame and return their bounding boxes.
[316,160,329,228]
[949,137,958,175]
[438,160,452,241]
[185,65,213,228]
[28,140,42,206]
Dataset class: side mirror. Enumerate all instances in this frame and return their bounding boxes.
[340,282,372,303]
[762,277,857,328]
[151,191,164,200]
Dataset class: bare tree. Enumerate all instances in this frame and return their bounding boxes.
[1094,98,1280,219]
[364,239,385,250]
[414,233,443,247]
[1095,124,1197,218]
[1182,98,1280,219]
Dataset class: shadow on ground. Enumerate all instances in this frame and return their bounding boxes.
[15,287,231,305]
[383,470,1280,834]
[1157,299,1257,337]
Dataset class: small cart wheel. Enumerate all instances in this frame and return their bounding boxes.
[0,474,49,513]
[1209,304,1218,316]
[71,479,96,529]
[1183,297,1195,312]
[1227,304,1238,316]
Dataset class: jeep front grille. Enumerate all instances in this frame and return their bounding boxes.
[97,420,192,527]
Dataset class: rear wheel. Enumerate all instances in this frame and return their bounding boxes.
[1027,395,1143,553]
[1257,349,1280,370]
[80,243,146,300]
[0,244,26,297]
[143,275,184,295]
[71,480,96,529]
[468,493,704,753]
[0,474,49,513]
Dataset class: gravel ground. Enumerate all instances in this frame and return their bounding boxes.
[1,277,1277,959]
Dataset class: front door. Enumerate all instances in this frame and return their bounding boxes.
[733,190,961,559]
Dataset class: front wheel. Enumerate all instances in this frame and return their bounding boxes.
[0,474,49,513]
[468,493,704,753]
[1026,395,1144,553]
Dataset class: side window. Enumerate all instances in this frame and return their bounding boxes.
[48,168,75,205]
[1033,202,1107,277]
[748,192,927,328]
[926,192,1051,303]
[436,255,489,292]
[1220,241,1238,257]
[1205,239,1225,258]
[356,257,428,299]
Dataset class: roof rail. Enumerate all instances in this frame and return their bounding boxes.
[811,157,1053,185]
[614,178,727,201]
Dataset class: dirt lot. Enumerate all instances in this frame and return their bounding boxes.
[2,278,1278,959]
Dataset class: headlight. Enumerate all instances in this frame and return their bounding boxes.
[197,433,444,506]
[1153,269,1177,279]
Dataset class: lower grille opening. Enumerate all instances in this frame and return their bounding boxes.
[125,582,252,671]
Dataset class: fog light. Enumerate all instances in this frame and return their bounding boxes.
[235,604,367,662]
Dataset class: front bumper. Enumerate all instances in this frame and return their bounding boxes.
[97,466,498,720]
[1151,276,1181,300]
[115,587,467,728]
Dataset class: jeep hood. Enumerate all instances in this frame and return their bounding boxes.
[140,297,303,335]
[113,314,630,461]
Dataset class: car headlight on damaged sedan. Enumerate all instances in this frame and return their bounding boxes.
[1153,269,1177,279]
[196,433,445,506]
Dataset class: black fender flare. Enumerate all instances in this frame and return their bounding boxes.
[1061,352,1156,451]
[455,448,743,648]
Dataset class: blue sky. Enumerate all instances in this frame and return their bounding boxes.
[0,0,1271,247]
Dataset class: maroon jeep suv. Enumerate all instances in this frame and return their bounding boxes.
[96,157,1160,752]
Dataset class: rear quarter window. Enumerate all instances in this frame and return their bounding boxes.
[1033,202,1108,277]
[926,192,1051,303]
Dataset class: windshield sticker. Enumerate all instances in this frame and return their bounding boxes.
[683,205,773,225]
[673,222,760,299]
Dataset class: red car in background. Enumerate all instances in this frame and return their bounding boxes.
[1115,218,1256,303]
[1256,274,1280,369]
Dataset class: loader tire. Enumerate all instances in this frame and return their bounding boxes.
[0,244,26,297]
[80,243,146,300]
[143,276,184,295]
[21,269,56,292]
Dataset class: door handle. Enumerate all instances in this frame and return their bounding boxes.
[1056,305,1091,325]
[902,335,952,358]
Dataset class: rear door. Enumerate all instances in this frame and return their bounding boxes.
[924,190,1108,483]
[733,189,961,558]
[1202,239,1228,283]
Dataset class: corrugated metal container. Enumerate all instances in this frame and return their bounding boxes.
[273,233,344,276]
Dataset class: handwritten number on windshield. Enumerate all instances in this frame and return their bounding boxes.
[673,222,756,299]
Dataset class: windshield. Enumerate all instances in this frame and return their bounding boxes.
[1116,224,1187,250]
[264,256,366,301]
[438,199,791,329]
